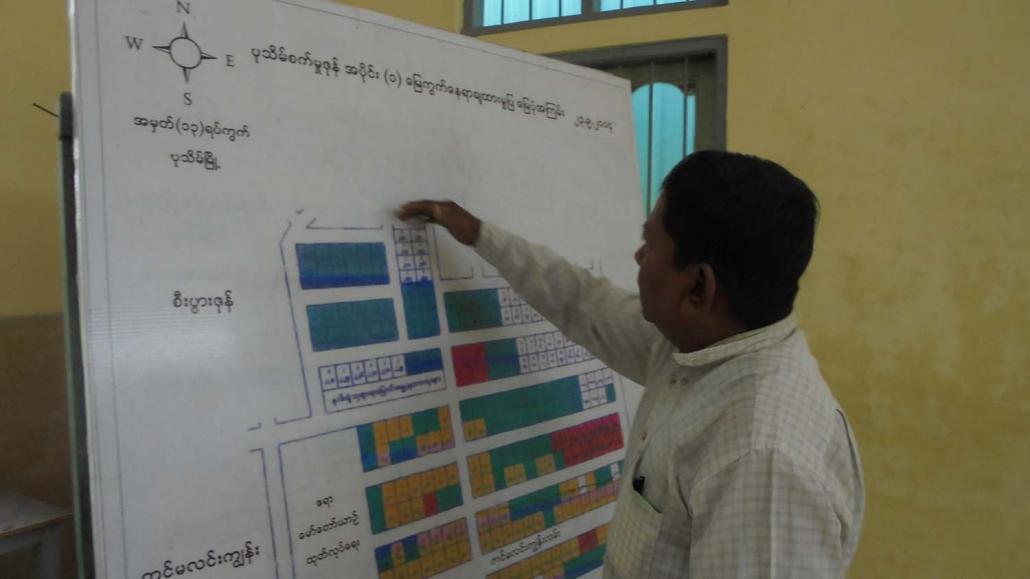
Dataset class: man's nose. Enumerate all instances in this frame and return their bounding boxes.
[634,245,644,265]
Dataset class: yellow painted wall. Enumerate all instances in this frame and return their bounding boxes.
[339,0,464,32]
[0,1,70,318]
[0,2,75,577]
[478,1,1030,577]
[3,1,1028,577]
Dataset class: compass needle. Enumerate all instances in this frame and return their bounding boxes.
[154,22,214,84]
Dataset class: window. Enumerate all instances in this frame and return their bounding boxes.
[555,38,727,213]
[479,0,583,27]
[601,0,706,12]
[466,0,726,32]
[630,72,698,214]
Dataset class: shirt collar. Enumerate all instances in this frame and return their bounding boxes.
[672,315,798,368]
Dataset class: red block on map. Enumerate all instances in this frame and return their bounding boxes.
[548,414,624,469]
[452,343,489,386]
[578,529,599,553]
[423,493,438,516]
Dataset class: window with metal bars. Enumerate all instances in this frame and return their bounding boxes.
[556,39,726,214]
[465,0,726,32]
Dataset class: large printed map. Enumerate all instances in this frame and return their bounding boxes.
[276,219,628,578]
[70,0,642,577]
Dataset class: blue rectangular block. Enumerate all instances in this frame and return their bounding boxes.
[307,299,398,351]
[404,349,443,375]
[402,281,440,339]
[296,243,390,289]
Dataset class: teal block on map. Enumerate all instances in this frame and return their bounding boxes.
[296,243,389,289]
[565,547,606,578]
[444,289,502,332]
[402,281,440,339]
[307,299,398,351]
[459,376,582,438]
[485,339,520,380]
[436,485,463,511]
[366,485,386,533]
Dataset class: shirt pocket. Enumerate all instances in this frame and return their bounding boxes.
[607,485,663,579]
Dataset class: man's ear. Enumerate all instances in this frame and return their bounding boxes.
[684,263,718,311]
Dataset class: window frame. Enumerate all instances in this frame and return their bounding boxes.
[550,36,728,211]
[463,0,728,35]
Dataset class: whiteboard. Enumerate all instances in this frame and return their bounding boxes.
[70,1,643,577]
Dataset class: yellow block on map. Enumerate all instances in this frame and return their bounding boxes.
[535,454,556,476]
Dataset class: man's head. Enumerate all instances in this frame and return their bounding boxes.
[634,151,818,350]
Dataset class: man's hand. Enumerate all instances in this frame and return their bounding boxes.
[397,200,482,246]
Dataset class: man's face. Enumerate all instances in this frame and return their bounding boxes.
[634,194,687,325]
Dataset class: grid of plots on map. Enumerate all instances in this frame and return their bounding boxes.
[277,220,629,578]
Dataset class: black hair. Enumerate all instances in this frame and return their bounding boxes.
[661,150,819,329]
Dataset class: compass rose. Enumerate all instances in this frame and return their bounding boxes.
[154,23,216,83]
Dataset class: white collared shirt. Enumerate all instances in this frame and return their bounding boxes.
[474,222,864,578]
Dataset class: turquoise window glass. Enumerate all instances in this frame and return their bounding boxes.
[601,0,691,10]
[481,0,697,26]
[532,0,559,19]
[632,83,696,213]
[504,0,530,23]
[483,0,502,26]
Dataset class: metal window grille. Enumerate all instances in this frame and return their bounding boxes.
[605,58,698,213]
[466,0,726,32]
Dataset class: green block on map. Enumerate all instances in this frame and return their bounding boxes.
[366,485,386,533]
[485,339,520,380]
[444,289,502,332]
[437,485,463,511]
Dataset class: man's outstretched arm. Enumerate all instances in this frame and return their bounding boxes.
[398,200,664,385]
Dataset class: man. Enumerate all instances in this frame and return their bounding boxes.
[399,151,864,577]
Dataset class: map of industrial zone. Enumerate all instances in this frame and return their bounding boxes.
[274,218,630,578]
[73,1,641,575]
